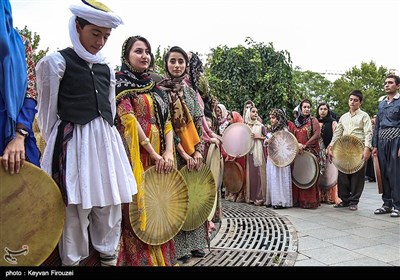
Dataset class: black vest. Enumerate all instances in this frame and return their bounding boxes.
[58,48,113,126]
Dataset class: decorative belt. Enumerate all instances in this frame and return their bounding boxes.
[379,127,400,140]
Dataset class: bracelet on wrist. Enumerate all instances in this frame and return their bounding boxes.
[140,137,150,146]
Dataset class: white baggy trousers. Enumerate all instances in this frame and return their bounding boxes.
[59,204,121,266]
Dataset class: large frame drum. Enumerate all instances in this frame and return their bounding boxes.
[319,160,338,190]
[292,151,319,189]
[223,160,244,194]
[267,130,298,167]
[180,164,216,231]
[129,166,188,245]
[0,160,65,266]
[222,123,254,157]
[206,143,223,221]
[331,135,364,174]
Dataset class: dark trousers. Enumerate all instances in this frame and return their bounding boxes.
[365,157,376,181]
[337,163,367,205]
[377,137,400,210]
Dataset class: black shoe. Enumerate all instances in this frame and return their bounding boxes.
[191,249,205,258]
[178,254,191,263]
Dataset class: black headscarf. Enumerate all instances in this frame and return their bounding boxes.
[115,36,169,152]
[316,102,335,148]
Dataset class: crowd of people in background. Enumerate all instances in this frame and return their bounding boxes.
[1,0,399,267]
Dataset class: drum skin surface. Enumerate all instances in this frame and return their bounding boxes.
[129,166,188,245]
[0,160,65,266]
[222,123,254,157]
[223,160,244,194]
[292,151,319,189]
[267,130,298,167]
[332,135,364,174]
[319,160,338,190]
[180,164,216,231]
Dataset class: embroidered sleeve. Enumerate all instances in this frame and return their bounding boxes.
[24,37,37,100]
[116,97,135,118]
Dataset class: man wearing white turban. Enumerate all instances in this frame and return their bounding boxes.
[36,0,137,266]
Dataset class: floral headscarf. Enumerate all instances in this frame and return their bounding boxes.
[269,108,288,133]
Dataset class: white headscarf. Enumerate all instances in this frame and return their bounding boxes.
[245,107,264,167]
[68,1,123,64]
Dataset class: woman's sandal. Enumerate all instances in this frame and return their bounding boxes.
[333,202,348,208]
[374,206,392,214]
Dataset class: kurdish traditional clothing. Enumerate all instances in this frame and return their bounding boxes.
[317,105,341,204]
[288,110,321,209]
[244,108,267,205]
[115,55,177,266]
[265,109,293,208]
[36,1,136,266]
[159,62,206,260]
[373,93,400,213]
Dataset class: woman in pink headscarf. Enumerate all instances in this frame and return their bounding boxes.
[222,111,247,202]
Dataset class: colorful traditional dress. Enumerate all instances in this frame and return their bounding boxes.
[317,107,341,204]
[115,63,177,266]
[159,76,207,260]
[288,114,321,209]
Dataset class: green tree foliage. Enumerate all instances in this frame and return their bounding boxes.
[206,37,295,120]
[153,45,167,77]
[16,26,48,64]
[330,61,388,117]
[292,69,334,111]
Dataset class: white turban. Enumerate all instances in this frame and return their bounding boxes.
[69,0,123,28]
[68,1,123,64]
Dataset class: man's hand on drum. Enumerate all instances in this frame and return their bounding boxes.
[1,135,26,175]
